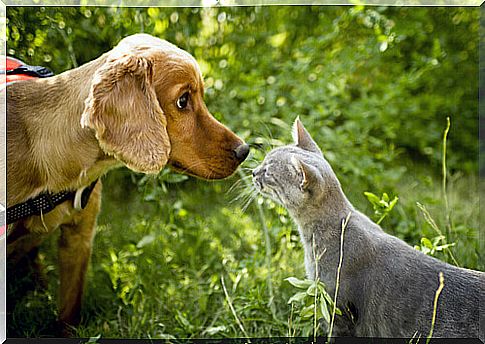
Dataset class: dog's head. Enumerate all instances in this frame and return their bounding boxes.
[81,34,249,179]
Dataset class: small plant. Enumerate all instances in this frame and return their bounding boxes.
[285,277,341,337]
[414,235,455,256]
[364,191,399,224]
[416,202,459,266]
[102,244,145,308]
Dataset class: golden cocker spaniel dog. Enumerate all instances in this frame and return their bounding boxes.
[6,33,249,330]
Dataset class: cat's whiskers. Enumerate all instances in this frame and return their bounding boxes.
[227,174,252,195]
[229,182,256,205]
[241,187,258,213]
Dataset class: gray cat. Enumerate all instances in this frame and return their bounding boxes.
[252,119,484,339]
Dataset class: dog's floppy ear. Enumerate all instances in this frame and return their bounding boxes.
[81,53,170,174]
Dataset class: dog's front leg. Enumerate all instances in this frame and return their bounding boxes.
[57,182,102,332]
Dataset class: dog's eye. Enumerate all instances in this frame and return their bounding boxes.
[176,92,189,110]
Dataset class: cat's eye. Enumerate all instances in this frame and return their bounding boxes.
[176,92,190,109]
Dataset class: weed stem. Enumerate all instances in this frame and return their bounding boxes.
[313,234,319,342]
[327,212,351,343]
[426,272,445,344]
[221,275,250,340]
[442,117,451,236]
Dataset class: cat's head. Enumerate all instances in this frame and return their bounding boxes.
[252,118,343,213]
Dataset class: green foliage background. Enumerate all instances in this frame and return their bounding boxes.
[6,6,480,339]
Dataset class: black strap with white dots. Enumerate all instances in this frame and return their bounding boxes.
[6,180,98,225]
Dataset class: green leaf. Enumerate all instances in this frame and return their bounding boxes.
[382,193,389,202]
[136,234,155,248]
[364,192,380,205]
[163,173,189,184]
[300,305,315,318]
[175,311,194,331]
[157,333,177,340]
[268,32,288,48]
[288,291,308,304]
[320,295,330,323]
[306,283,317,296]
[319,287,334,305]
[421,237,433,249]
[379,199,389,208]
[435,243,455,251]
[421,246,431,255]
[285,277,313,289]
[202,325,227,336]
[86,335,101,343]
[388,196,399,210]
[109,249,117,263]
[432,236,445,246]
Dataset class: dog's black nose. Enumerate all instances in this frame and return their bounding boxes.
[233,143,250,162]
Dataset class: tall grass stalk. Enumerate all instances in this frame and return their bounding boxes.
[426,272,445,344]
[221,276,250,340]
[442,117,451,236]
[311,235,327,341]
[288,302,295,339]
[312,234,319,342]
[407,331,421,344]
[327,212,352,343]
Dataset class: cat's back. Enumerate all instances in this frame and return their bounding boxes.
[357,227,483,339]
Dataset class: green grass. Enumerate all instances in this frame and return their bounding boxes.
[7,158,480,339]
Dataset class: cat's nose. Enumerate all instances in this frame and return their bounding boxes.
[252,167,260,177]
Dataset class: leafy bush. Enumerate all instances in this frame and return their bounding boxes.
[7,6,478,180]
[6,5,480,339]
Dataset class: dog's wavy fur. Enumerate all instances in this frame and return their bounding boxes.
[6,34,246,330]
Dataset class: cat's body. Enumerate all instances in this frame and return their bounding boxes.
[253,120,484,339]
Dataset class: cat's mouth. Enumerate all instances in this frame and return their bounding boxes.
[253,178,262,191]
[252,176,282,204]
[252,172,266,193]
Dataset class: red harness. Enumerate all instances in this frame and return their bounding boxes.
[3,56,55,87]
[5,56,41,83]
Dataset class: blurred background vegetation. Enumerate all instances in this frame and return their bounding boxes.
[6,6,480,339]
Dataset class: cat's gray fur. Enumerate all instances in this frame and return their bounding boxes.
[253,119,484,339]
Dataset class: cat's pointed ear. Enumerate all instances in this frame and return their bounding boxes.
[291,156,320,191]
[292,117,322,155]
